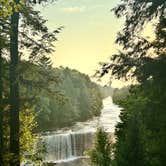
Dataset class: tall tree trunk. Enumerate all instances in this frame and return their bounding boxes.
[9,0,20,165]
[0,48,3,166]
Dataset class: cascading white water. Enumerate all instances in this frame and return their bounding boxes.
[43,132,94,163]
[43,97,121,164]
[44,134,72,161]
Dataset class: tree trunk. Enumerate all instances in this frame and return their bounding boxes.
[0,48,4,166]
[9,0,20,165]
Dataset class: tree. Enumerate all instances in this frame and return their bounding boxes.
[112,86,149,166]
[88,127,112,166]
[8,0,60,164]
[0,0,61,165]
[97,1,166,166]
[9,0,20,165]
[0,47,3,166]
[33,66,102,131]
[3,106,37,164]
[38,56,52,69]
[100,0,166,83]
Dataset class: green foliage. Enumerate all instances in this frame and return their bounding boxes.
[88,127,112,166]
[98,1,166,166]
[113,82,166,166]
[23,138,47,165]
[112,86,148,166]
[100,0,166,83]
[3,60,102,132]
[3,106,37,165]
[1,57,103,163]
[0,0,21,17]
[20,108,37,156]
[34,66,103,131]
[0,0,62,164]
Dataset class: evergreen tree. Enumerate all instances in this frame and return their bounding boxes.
[8,0,60,164]
[88,127,112,166]
[98,0,166,166]
[112,86,149,166]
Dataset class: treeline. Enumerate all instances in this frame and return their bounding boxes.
[99,85,114,98]
[98,85,129,102]
[35,66,103,131]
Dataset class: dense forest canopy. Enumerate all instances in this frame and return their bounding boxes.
[2,59,103,132]
[33,65,103,131]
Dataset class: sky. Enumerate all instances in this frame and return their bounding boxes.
[38,0,125,87]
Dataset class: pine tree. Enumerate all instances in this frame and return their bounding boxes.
[88,127,112,166]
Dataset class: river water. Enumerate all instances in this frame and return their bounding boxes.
[42,97,121,165]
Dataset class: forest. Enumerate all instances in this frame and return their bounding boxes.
[34,66,103,131]
[0,0,103,165]
[1,56,103,164]
[0,0,166,166]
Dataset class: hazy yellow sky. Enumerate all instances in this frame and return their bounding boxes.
[38,0,125,87]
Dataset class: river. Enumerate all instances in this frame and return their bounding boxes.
[42,97,121,165]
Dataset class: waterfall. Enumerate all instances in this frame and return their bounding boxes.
[44,132,94,162]
[42,97,121,164]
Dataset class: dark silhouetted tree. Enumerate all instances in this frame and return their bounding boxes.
[98,1,166,166]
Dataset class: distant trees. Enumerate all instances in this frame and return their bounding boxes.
[1,58,103,132]
[112,86,129,103]
[88,127,112,166]
[34,66,103,131]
